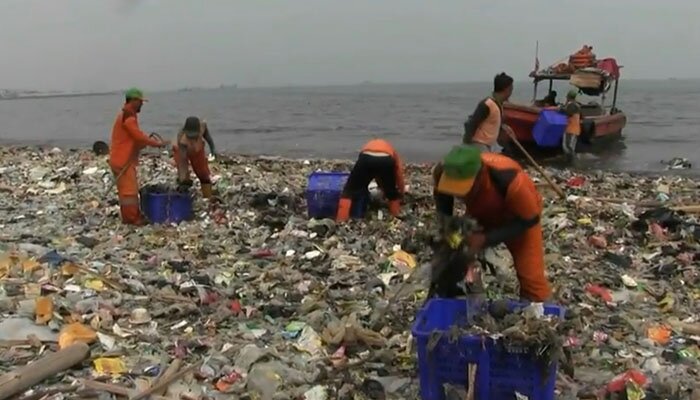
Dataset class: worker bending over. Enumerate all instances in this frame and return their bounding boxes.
[336,139,405,222]
[432,144,552,301]
[463,72,515,152]
[172,116,216,198]
[109,88,165,225]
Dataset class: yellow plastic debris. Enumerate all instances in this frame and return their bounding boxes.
[84,279,106,291]
[93,357,127,377]
[577,217,593,225]
[389,249,417,274]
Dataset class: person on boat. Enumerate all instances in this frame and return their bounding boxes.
[462,72,514,152]
[109,87,166,226]
[336,138,405,222]
[560,89,581,164]
[172,116,217,198]
[431,144,552,302]
[542,90,558,106]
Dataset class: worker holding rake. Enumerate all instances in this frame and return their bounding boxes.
[109,88,166,226]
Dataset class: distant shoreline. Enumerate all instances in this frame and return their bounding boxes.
[0,91,118,101]
[3,77,700,98]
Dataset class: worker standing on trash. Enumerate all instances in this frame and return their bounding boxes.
[463,72,515,152]
[336,138,405,222]
[172,116,216,198]
[432,144,552,301]
[109,88,165,225]
[560,89,582,165]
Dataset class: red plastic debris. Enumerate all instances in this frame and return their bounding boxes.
[588,235,608,249]
[230,299,243,315]
[200,291,219,306]
[215,371,243,391]
[566,176,586,187]
[649,223,668,241]
[252,249,274,259]
[585,284,613,303]
[605,369,648,393]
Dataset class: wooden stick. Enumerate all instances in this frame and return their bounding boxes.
[591,197,663,207]
[130,362,200,400]
[80,380,170,400]
[129,345,239,400]
[13,384,78,400]
[0,343,90,400]
[668,319,700,336]
[152,358,183,396]
[671,205,700,213]
[465,363,477,400]
[508,135,567,200]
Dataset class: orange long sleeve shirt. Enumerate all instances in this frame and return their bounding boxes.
[109,106,160,169]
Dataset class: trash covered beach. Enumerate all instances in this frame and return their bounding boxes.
[0,145,698,399]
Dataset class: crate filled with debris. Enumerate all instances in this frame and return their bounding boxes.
[412,298,566,400]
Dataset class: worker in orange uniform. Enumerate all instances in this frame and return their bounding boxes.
[432,144,552,301]
[336,139,405,222]
[109,88,166,225]
[172,116,216,198]
[463,72,515,152]
[560,89,581,165]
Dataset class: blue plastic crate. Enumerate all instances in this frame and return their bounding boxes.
[305,172,367,219]
[141,190,193,224]
[412,298,565,400]
[533,109,568,147]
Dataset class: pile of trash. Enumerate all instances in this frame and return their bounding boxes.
[0,146,699,399]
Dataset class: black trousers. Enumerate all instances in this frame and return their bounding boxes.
[342,153,400,200]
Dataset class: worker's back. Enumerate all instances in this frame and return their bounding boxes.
[361,139,397,158]
[109,109,139,168]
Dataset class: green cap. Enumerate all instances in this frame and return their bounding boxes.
[437,145,482,196]
[124,87,147,101]
[567,89,578,99]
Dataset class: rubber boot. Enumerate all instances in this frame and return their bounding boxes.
[201,183,213,199]
[336,198,352,222]
[120,205,146,226]
[388,199,401,217]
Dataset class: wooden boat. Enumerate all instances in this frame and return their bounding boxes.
[502,47,627,154]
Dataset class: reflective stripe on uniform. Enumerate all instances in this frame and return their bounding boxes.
[119,196,139,206]
[362,150,391,157]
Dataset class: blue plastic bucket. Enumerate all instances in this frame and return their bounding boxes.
[141,190,193,224]
[305,172,368,219]
[533,109,568,147]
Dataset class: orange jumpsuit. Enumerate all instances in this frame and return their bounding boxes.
[433,153,551,301]
[172,122,213,198]
[109,104,161,225]
[337,139,405,221]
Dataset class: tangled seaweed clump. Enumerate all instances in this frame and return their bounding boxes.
[0,146,698,399]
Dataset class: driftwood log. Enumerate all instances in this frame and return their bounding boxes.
[0,342,90,400]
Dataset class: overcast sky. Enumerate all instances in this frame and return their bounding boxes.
[2,0,697,91]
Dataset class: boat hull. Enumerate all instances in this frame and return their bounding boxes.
[503,102,627,151]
